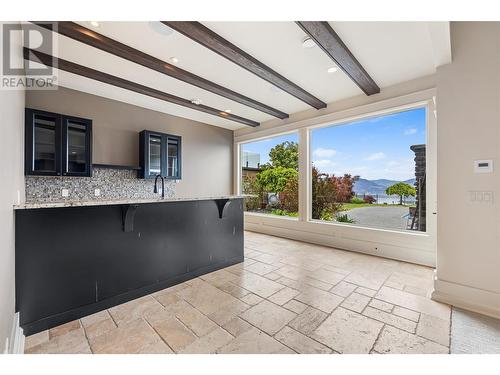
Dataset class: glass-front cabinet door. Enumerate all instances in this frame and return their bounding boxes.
[62,116,92,176]
[148,134,163,178]
[25,109,93,177]
[31,112,60,175]
[139,130,181,179]
[167,137,179,178]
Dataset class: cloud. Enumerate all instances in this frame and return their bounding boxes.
[346,166,368,176]
[313,148,337,158]
[404,128,417,135]
[334,157,415,180]
[365,152,386,161]
[370,157,415,180]
[313,159,337,173]
[362,113,398,124]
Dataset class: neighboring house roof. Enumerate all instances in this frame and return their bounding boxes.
[242,167,262,172]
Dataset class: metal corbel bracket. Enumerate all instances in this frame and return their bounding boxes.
[214,199,230,219]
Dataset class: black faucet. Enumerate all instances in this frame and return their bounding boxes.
[154,174,165,198]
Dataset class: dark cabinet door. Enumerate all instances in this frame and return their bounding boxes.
[25,109,62,176]
[62,116,92,177]
[140,131,164,179]
[25,108,92,177]
[166,136,181,179]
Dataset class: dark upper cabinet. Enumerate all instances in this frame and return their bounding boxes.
[25,109,92,177]
[139,130,181,179]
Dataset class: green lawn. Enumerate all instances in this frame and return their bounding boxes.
[250,203,415,217]
[339,203,413,211]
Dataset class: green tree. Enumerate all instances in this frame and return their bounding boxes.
[256,167,298,193]
[385,182,416,205]
[264,141,298,170]
[241,174,264,211]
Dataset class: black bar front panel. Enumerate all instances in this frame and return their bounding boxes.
[15,198,244,335]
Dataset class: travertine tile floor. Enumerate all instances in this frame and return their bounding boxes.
[25,231,452,354]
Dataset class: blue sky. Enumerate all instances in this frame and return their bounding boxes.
[242,107,426,181]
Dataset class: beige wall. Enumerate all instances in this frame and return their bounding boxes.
[0,23,25,353]
[26,87,234,198]
[432,22,500,317]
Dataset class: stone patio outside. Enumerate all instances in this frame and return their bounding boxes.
[342,205,409,230]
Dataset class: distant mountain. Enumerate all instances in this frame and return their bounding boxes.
[353,178,416,195]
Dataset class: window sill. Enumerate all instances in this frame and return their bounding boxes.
[244,211,299,221]
[306,218,430,237]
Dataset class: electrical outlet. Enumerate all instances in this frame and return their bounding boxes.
[94,188,101,197]
[61,188,69,197]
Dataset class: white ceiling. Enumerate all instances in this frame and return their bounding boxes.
[31,22,451,130]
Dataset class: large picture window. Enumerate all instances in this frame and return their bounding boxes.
[310,107,427,232]
[240,133,299,218]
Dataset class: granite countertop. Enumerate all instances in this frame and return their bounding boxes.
[14,195,251,210]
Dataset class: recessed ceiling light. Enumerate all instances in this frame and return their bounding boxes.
[224,109,232,113]
[302,37,316,48]
[327,66,338,74]
[170,57,179,64]
[90,21,99,28]
[190,98,202,105]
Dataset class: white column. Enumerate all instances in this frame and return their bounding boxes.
[233,141,240,195]
[298,128,310,222]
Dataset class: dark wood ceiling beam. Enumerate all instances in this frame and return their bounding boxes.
[163,21,327,110]
[32,21,287,120]
[296,21,380,96]
[24,48,259,127]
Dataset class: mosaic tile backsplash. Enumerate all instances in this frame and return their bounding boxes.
[25,167,176,203]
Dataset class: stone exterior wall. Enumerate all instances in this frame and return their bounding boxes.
[410,144,426,231]
[25,167,175,203]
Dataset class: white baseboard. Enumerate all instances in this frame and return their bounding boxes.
[6,313,24,354]
[432,278,500,319]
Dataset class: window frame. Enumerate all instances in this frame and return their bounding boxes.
[236,93,436,237]
[237,130,300,220]
[306,104,429,234]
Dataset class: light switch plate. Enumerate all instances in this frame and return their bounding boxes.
[61,188,69,197]
[94,188,101,197]
[469,191,494,204]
